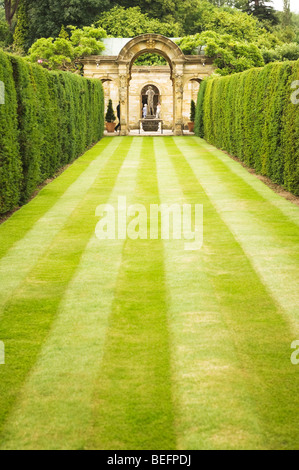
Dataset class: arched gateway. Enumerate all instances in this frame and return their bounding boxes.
[82,34,214,135]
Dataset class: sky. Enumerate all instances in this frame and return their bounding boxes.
[271,0,299,13]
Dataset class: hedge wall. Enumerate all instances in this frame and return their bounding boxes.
[195,60,299,195]
[0,50,104,214]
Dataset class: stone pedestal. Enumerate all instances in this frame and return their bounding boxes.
[142,116,160,132]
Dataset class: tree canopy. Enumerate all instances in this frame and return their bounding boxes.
[177,31,265,75]
[18,0,110,45]
[96,6,181,37]
[27,25,106,71]
[0,0,299,76]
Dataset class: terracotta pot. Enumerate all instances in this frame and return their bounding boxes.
[106,122,116,133]
[188,122,195,133]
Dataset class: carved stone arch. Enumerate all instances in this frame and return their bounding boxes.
[82,34,215,134]
[117,34,186,135]
[117,34,185,70]
[99,77,112,83]
[183,76,203,87]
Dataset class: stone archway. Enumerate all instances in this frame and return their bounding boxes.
[82,34,215,135]
[117,34,186,135]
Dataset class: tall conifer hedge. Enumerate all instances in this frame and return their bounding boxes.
[195,60,299,195]
[0,50,104,214]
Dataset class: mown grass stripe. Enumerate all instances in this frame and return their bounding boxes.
[0,138,143,450]
[0,138,113,260]
[176,137,299,331]
[154,137,262,450]
[0,138,121,315]
[191,137,299,227]
[163,136,299,450]
[0,138,133,436]
[88,137,176,450]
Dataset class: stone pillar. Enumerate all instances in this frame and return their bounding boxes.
[119,66,130,136]
[173,66,184,136]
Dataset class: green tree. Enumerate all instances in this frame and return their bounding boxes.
[134,53,167,66]
[0,49,22,213]
[177,31,265,75]
[27,25,106,71]
[23,0,110,46]
[282,0,292,27]
[176,1,279,40]
[190,99,196,122]
[105,99,116,122]
[96,6,181,37]
[13,0,30,52]
[0,16,13,47]
[1,0,21,27]
[110,0,181,23]
[262,42,299,63]
[243,0,279,26]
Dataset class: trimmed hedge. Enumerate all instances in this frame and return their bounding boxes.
[0,50,104,214]
[195,60,299,195]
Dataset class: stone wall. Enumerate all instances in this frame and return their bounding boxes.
[102,66,200,130]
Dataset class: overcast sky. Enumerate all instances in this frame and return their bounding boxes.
[271,0,298,13]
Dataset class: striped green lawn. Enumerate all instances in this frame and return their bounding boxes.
[0,136,298,450]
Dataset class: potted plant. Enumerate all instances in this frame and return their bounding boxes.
[105,99,116,132]
[188,100,196,133]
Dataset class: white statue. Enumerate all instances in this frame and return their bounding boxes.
[143,103,148,119]
[146,86,155,116]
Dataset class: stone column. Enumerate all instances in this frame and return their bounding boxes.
[173,66,184,136]
[118,66,130,136]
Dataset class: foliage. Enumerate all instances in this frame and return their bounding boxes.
[10,54,41,200]
[1,0,21,27]
[175,2,283,75]
[109,0,182,23]
[27,25,106,71]
[23,0,109,45]
[194,79,207,137]
[0,49,104,214]
[13,0,30,52]
[174,0,280,38]
[202,6,270,42]
[195,60,299,195]
[0,49,22,213]
[96,6,181,38]
[134,53,167,66]
[262,43,299,64]
[242,0,279,26]
[269,9,298,44]
[177,31,265,75]
[0,4,13,47]
[282,0,292,28]
[190,99,196,122]
[105,99,116,122]
[0,17,12,47]
[175,0,216,36]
